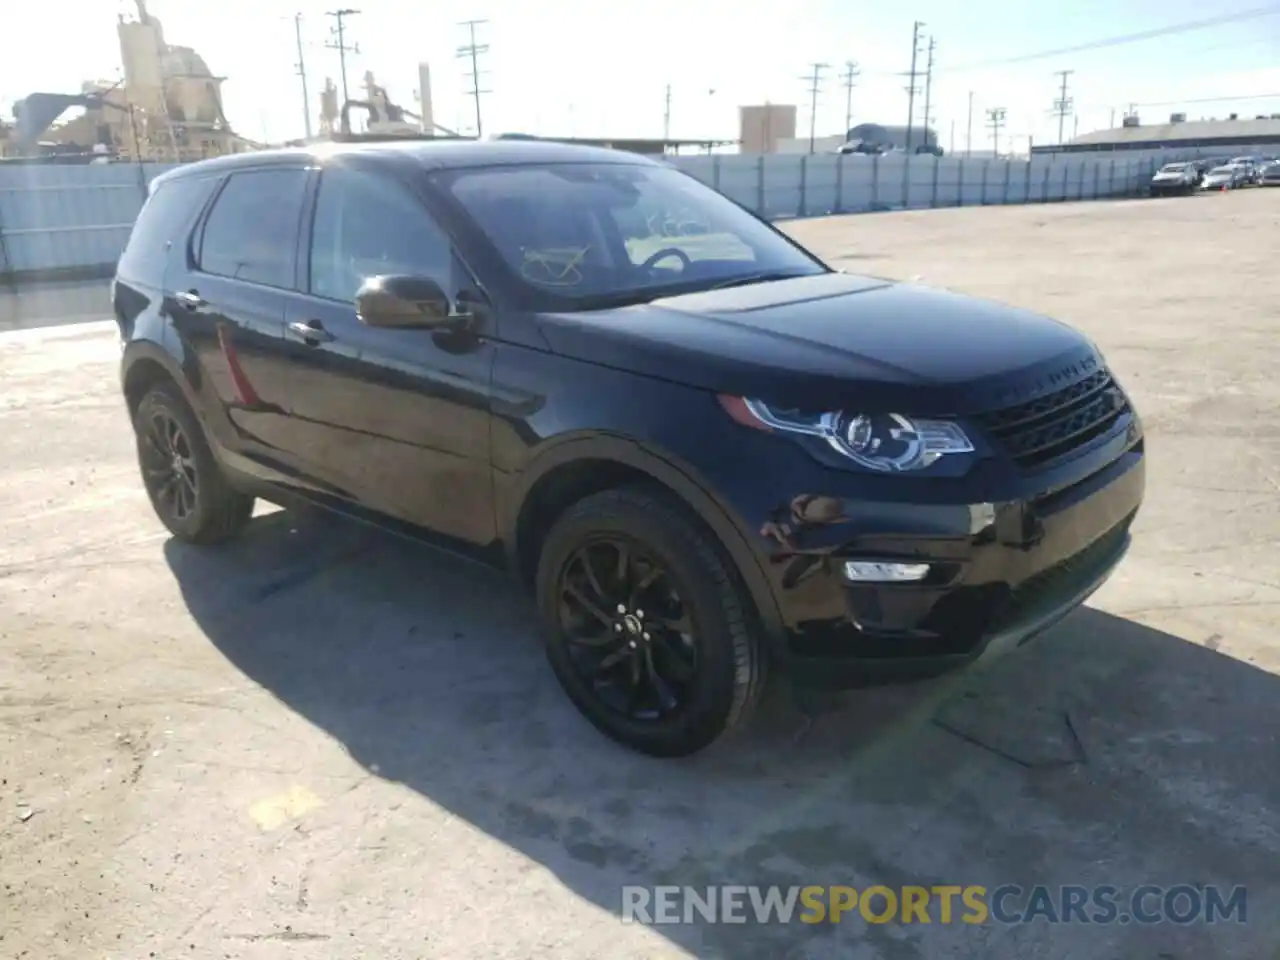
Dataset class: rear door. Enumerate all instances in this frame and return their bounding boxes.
[165,165,311,477]
[271,161,498,544]
[114,174,219,342]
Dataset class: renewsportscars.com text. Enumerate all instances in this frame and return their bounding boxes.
[622,884,1247,926]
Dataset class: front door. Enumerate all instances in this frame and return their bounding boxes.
[274,161,497,546]
[165,166,311,479]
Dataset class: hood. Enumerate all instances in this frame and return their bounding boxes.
[535,273,1096,415]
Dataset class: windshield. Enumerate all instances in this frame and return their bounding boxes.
[439,162,827,309]
[1208,167,1233,175]
[1159,164,1188,173]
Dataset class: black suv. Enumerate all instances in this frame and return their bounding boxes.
[114,140,1145,757]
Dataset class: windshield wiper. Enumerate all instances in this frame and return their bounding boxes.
[560,271,820,311]
[564,290,664,311]
[706,270,817,291]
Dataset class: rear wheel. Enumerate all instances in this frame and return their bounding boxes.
[134,382,254,544]
[535,486,766,757]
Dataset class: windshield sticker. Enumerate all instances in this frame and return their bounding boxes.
[520,247,589,286]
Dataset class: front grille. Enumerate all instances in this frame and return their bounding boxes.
[974,368,1130,470]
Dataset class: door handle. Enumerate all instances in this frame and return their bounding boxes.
[288,319,335,344]
[173,290,205,310]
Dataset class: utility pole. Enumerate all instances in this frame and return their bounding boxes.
[1109,106,1116,128]
[840,60,860,135]
[921,36,936,152]
[966,90,974,157]
[663,83,672,141]
[986,106,1006,157]
[904,21,925,153]
[801,62,829,154]
[1052,69,1074,144]
[457,19,491,138]
[324,8,360,110]
[294,13,313,139]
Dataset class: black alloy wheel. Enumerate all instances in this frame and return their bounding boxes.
[139,407,200,524]
[536,485,766,757]
[134,382,255,544]
[556,536,699,722]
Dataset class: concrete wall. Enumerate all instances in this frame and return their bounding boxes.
[2,144,1274,282]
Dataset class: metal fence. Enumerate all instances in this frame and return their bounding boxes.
[678,151,1164,219]
[0,145,1272,283]
[0,162,166,281]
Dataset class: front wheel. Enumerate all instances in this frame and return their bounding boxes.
[535,486,767,757]
[134,382,255,544]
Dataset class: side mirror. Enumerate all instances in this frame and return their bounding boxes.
[355,275,466,329]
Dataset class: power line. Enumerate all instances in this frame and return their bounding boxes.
[841,60,860,134]
[294,13,312,140]
[457,19,491,138]
[1103,91,1280,110]
[986,106,1007,156]
[921,36,937,148]
[1051,69,1074,144]
[965,90,974,157]
[800,62,829,154]
[904,21,925,152]
[946,5,1280,71]
[324,8,360,109]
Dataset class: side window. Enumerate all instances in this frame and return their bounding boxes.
[117,176,217,284]
[309,166,454,303]
[198,168,308,288]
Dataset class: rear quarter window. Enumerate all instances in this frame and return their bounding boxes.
[117,176,217,287]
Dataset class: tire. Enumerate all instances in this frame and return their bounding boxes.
[534,485,767,757]
[133,381,254,544]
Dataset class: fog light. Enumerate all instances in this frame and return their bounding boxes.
[842,561,930,582]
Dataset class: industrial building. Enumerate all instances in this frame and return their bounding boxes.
[1033,113,1280,155]
[2,1,243,162]
[737,108,943,156]
[739,104,798,154]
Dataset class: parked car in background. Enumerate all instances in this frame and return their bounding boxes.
[1260,161,1280,186]
[1149,162,1198,196]
[1228,157,1263,184]
[1200,164,1250,190]
[112,139,1145,756]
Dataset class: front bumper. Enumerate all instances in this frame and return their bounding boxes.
[749,439,1145,689]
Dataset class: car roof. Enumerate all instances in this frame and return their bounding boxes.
[150,138,661,190]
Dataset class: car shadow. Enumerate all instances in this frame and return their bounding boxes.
[165,507,1279,960]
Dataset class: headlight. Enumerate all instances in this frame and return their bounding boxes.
[718,396,974,472]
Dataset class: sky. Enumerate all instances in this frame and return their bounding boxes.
[2,0,1278,153]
